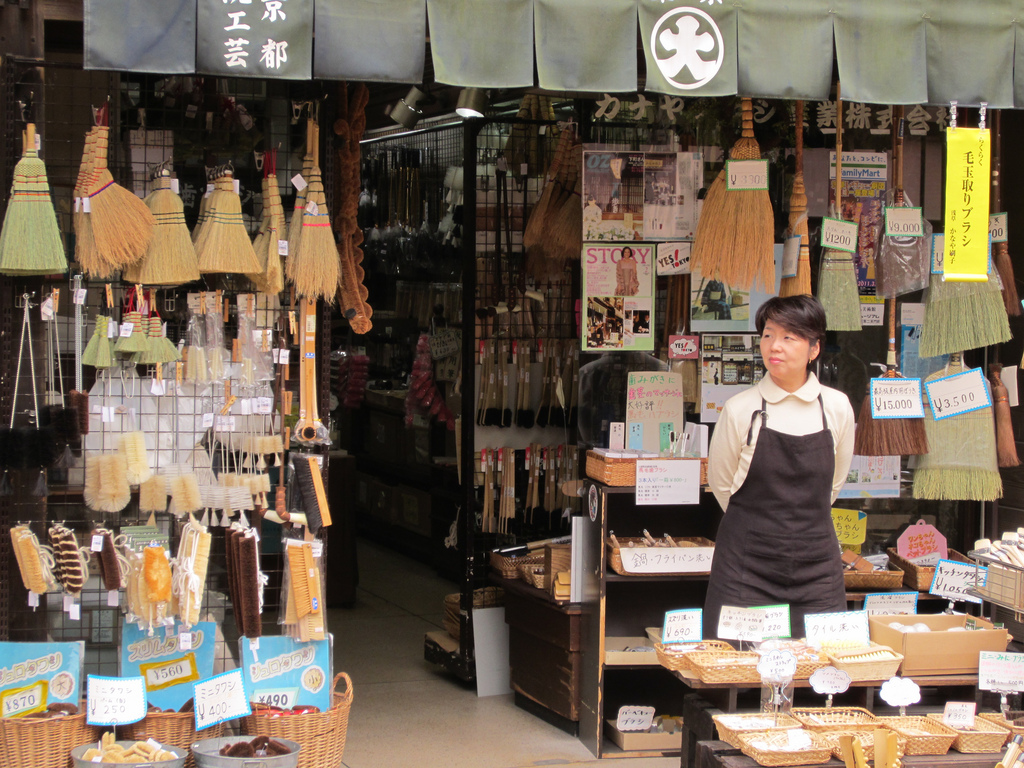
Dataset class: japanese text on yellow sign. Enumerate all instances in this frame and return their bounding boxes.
[943,128,990,282]
[831,508,867,546]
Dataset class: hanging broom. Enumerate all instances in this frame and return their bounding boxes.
[288,123,315,266]
[779,101,811,298]
[260,162,286,295]
[73,127,107,277]
[287,121,340,301]
[546,142,583,263]
[249,172,272,287]
[195,170,262,274]
[817,85,862,331]
[124,171,200,286]
[991,110,1020,316]
[691,97,774,292]
[0,123,69,275]
[191,175,213,244]
[990,363,1020,467]
[913,354,1002,500]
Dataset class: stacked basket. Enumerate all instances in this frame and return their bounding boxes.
[0,710,98,768]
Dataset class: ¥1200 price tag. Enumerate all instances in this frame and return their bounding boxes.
[885,207,924,237]
[717,605,765,643]
[726,159,769,191]
[821,217,858,253]
[661,608,702,644]
[616,705,656,732]
[978,651,1024,692]
[925,367,991,420]
[193,669,251,731]
[753,604,791,639]
[86,675,147,726]
[991,213,1008,244]
[0,680,48,718]
[870,377,924,419]
[943,701,976,729]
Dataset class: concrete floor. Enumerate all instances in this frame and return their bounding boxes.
[329,538,680,768]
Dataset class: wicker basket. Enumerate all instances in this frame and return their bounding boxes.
[489,551,542,580]
[517,563,547,590]
[825,645,903,682]
[792,707,881,732]
[886,548,971,591]
[121,711,223,768]
[242,672,353,768]
[685,651,762,684]
[875,715,956,755]
[586,451,708,486]
[820,729,906,762]
[654,640,734,673]
[978,711,1024,737]
[0,710,98,768]
[607,536,715,576]
[926,713,1010,753]
[712,713,801,748]
[843,566,906,590]
[737,729,833,766]
[443,586,504,640]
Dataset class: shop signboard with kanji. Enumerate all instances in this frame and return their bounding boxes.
[197,0,312,79]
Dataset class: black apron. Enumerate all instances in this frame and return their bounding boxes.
[704,394,846,640]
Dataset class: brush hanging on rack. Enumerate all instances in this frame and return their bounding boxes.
[69,274,90,437]
[39,290,81,463]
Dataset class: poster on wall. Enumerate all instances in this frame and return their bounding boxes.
[642,152,702,240]
[0,641,84,717]
[699,334,765,422]
[829,151,888,295]
[583,150,645,241]
[121,621,217,711]
[838,455,901,499]
[690,246,781,332]
[583,242,655,352]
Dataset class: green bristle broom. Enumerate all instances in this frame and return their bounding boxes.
[195,171,262,275]
[918,273,1010,357]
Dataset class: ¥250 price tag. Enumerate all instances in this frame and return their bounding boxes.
[885,207,924,237]
[86,675,147,726]
[616,705,656,732]
[821,217,858,253]
[924,367,991,420]
[193,669,250,731]
[661,608,702,644]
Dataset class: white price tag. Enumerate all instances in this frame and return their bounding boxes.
[205,183,214,196]
[717,605,765,643]
[1006,365,1020,407]
[27,592,39,608]
[69,602,81,621]
[885,207,924,237]
[661,608,702,644]
[862,591,919,615]
[186,104,198,119]
[757,650,797,685]
[803,610,869,648]
[901,302,925,326]
[202,413,214,429]
[305,200,319,216]
[91,535,104,552]
[942,702,976,729]
[179,632,193,651]
[879,676,922,709]
[859,298,884,326]
[171,178,180,194]
[809,666,852,695]
[107,321,117,339]
[277,350,290,366]
[753,604,791,639]
[107,590,119,607]
[233,179,240,195]
[618,542,713,574]
[278,239,288,256]
[101,406,115,423]
[193,669,251,731]
[781,236,800,278]
[256,397,274,415]
[428,329,461,360]
[215,416,236,432]
[40,297,54,321]
[925,367,991,420]
[86,675,147,726]
[991,213,1008,244]
[291,174,307,191]
[239,398,252,415]
[821,217,858,253]
[978,652,1024,691]
[931,233,945,274]
[869,378,925,419]
[151,377,166,396]
[74,288,87,305]
[82,196,91,213]
[120,322,134,338]
[929,558,985,604]
[609,423,625,450]
[615,705,656,733]
[726,159,769,191]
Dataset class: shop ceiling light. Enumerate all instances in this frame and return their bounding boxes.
[389,86,427,129]
[455,88,488,118]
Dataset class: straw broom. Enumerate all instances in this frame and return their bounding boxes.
[195,171,262,274]
[124,172,200,286]
[919,269,1010,357]
[691,97,774,292]
[991,111,1020,316]
[287,121,340,301]
[817,86,861,331]
[249,174,271,283]
[288,124,315,265]
[191,179,212,244]
[73,128,108,278]
[524,129,574,277]
[913,354,1002,500]
[0,124,68,275]
[989,363,1019,467]
[547,142,583,263]
[261,171,285,295]
[779,101,811,297]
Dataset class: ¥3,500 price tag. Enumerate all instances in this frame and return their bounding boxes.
[86,675,147,726]
[885,207,924,237]
[193,669,251,731]
[925,367,991,420]
[726,160,769,191]
[870,377,925,419]
[821,217,858,253]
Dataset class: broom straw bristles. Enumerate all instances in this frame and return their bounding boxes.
[87,127,153,269]
[125,178,200,286]
[195,175,262,274]
[854,394,929,456]
[994,242,1022,317]
[288,167,340,301]
[919,274,1011,357]
[780,101,811,298]
[818,252,862,331]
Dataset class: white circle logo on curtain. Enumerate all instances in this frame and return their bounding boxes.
[651,6,724,90]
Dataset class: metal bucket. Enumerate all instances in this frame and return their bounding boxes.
[71,740,188,768]
[191,737,301,768]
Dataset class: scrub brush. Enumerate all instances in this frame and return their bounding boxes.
[139,474,167,513]
[11,524,57,595]
[48,523,88,597]
[169,473,203,515]
[144,545,172,603]
[92,527,125,591]
[173,515,211,628]
[119,431,153,485]
[84,452,131,513]
[291,455,331,532]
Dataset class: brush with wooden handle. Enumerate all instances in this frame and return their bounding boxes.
[293,298,329,445]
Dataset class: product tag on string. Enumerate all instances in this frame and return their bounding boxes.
[69,602,80,621]
[28,592,39,608]
[107,590,119,607]
[186,104,198,119]
[40,297,54,321]
[821,217,858,253]
[101,406,115,423]
[179,632,192,651]
[277,349,289,366]
[278,239,288,256]
[249,638,259,662]
[991,213,1009,243]
[120,322,134,338]
[82,196,91,213]
[291,174,307,191]
[151,378,166,397]
[925,367,991,420]
[305,200,318,215]
[74,288,87,305]
[782,236,800,278]
[885,207,924,237]
[171,178,180,194]
[202,413,214,429]
[239,398,252,416]
[91,535,104,552]
[107,321,117,339]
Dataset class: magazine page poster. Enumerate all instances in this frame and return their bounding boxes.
[690,245,782,332]
[829,151,888,295]
[583,150,645,241]
[643,152,702,240]
[838,455,901,499]
[699,334,765,422]
[582,242,655,352]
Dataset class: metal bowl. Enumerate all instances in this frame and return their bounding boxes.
[191,737,301,768]
[71,740,187,768]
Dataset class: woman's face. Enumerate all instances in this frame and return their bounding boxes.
[621,247,633,259]
[759,319,819,388]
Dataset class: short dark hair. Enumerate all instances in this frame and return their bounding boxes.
[755,295,826,349]
[621,246,634,258]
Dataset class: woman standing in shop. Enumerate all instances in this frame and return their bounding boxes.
[704,295,855,639]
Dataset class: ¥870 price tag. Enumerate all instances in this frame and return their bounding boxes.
[193,669,250,731]
[924,367,991,421]
[86,675,147,726]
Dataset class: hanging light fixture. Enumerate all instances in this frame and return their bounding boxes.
[389,86,427,129]
[455,88,488,118]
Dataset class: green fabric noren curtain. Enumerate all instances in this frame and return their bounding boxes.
[638,0,737,97]
[84,0,196,74]
[426,0,535,88]
[535,0,637,92]
[737,0,832,100]
[313,0,426,83]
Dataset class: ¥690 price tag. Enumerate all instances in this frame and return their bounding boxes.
[924,367,991,420]
[821,217,858,253]
[86,675,147,726]
[193,669,250,731]
[661,608,702,644]
[885,207,924,237]
[616,705,656,733]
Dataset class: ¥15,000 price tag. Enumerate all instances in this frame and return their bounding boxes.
[870,378,924,419]
[925,367,991,421]
[193,669,250,731]
[86,675,147,726]
[885,207,924,237]
[616,705,656,733]
[821,217,858,253]
[661,608,702,644]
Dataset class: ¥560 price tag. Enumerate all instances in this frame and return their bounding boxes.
[193,669,250,731]
[86,675,147,726]
[925,367,991,420]
[821,217,858,253]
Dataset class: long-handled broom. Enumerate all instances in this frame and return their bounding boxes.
[991,110,1020,317]
[691,97,774,292]
[779,101,811,297]
[817,85,862,331]
[124,171,200,285]
[287,122,315,266]
[0,123,68,275]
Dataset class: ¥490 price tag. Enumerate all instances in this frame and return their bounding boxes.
[193,669,251,731]
[925,367,991,420]
[86,675,147,726]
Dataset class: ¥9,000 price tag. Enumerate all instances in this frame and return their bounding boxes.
[193,669,251,731]
[86,675,147,726]
[925,367,991,420]
[616,705,655,733]
[885,207,924,237]
[821,217,858,253]
[662,608,702,644]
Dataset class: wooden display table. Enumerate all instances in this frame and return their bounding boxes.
[695,740,1001,768]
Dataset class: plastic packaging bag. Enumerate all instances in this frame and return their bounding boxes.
[875,190,931,298]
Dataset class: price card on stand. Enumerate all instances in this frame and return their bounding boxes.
[929,558,985,604]
[804,611,869,649]
[821,217,858,253]
[942,702,976,729]
[662,609,702,645]
[193,669,251,731]
[869,378,925,419]
[757,650,797,685]
[726,160,769,191]
[931,233,945,273]
[863,592,919,615]
[885,207,924,237]
[86,675,147,726]
[879,677,921,709]
[752,604,791,639]
[978,652,1024,691]
[809,667,852,696]
[924,367,991,420]
[616,705,656,732]
[717,606,765,643]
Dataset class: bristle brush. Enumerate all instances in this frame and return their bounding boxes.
[291,455,331,532]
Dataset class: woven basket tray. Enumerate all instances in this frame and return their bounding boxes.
[876,715,957,755]
[843,566,906,590]
[443,586,504,640]
[490,551,542,580]
[713,713,801,748]
[586,451,708,486]
[686,651,761,684]
[792,707,881,732]
[122,712,223,768]
[886,547,971,591]
[820,729,906,762]
[978,711,1024,737]
[517,563,547,590]
[655,640,734,673]
[607,536,715,576]
[737,729,833,766]
[825,646,903,682]
[926,713,1010,753]
[242,673,352,768]
[0,710,99,768]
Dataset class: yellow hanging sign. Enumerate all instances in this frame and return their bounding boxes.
[943,127,990,282]
[831,508,867,546]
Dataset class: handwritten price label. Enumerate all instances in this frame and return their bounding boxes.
[193,669,251,731]
[885,207,924,237]
[821,217,858,253]
[86,675,147,726]
[862,591,919,616]
[925,367,991,420]
[758,650,797,685]
[139,654,199,692]
[978,652,1024,692]
[991,213,1008,244]
[929,558,984,604]
[662,609,702,644]
[753,604,791,639]
[616,705,656,732]
[943,702,976,729]
[620,544,714,574]
[931,233,945,273]
[718,606,765,643]
[428,329,461,360]
[870,378,925,419]
[804,611,869,648]
[0,681,47,718]
[809,666,852,695]
[726,160,769,191]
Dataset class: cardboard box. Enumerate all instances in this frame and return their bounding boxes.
[604,720,683,752]
[605,637,657,666]
[394,485,432,536]
[869,614,1010,675]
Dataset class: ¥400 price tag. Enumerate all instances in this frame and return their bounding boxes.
[924,367,991,420]
[821,217,858,253]
[193,669,251,731]
[616,705,655,732]
[86,675,147,726]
